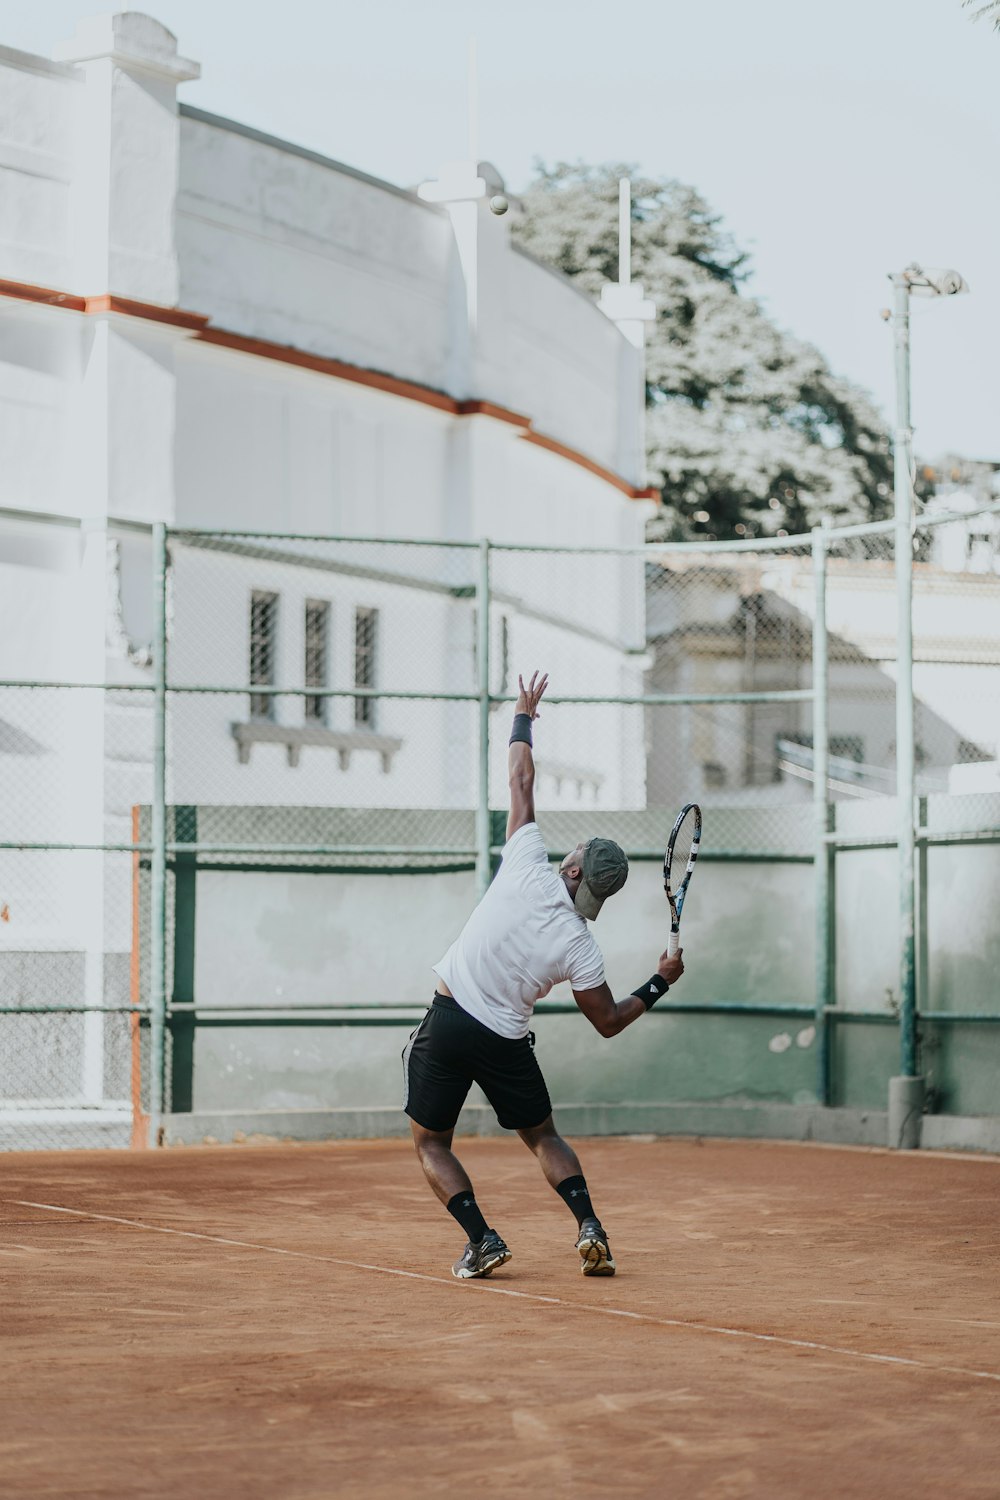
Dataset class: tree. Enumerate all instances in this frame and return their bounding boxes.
[963,1,1000,29]
[512,162,895,539]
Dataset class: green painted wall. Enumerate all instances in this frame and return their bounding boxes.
[155,797,998,1129]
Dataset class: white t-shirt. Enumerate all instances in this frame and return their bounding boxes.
[433,822,606,1039]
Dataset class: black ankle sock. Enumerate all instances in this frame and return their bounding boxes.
[446,1191,489,1244]
[556,1174,598,1229]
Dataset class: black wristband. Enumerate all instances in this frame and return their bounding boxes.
[631,974,669,1010]
[509,713,533,747]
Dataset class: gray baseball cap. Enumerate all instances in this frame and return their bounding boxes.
[574,838,629,920]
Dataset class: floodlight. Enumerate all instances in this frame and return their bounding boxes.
[900,263,970,297]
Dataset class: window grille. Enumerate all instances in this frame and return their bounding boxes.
[354,606,378,729]
[249,590,278,720]
[304,599,330,724]
[497,613,509,696]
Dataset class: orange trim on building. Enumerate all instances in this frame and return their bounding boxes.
[195,325,458,414]
[0,277,86,312]
[0,277,659,501]
[523,429,660,500]
[456,399,531,430]
[84,293,211,331]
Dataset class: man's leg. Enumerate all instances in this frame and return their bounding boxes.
[516,1114,584,1190]
[517,1115,616,1276]
[408,1121,511,1280]
[404,1002,510,1278]
[409,1119,475,1205]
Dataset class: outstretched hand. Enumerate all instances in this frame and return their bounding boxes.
[515,671,548,720]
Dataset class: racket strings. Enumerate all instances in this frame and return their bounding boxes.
[669,823,695,884]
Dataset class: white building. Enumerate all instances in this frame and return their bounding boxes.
[0,10,661,817]
[646,535,1000,808]
[0,11,657,1128]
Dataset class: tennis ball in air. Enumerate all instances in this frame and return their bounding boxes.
[489,194,509,216]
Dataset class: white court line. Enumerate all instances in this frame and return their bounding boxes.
[13,1199,1000,1387]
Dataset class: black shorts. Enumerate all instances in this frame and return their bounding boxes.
[402,992,552,1134]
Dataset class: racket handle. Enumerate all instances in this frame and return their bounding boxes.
[667,930,680,959]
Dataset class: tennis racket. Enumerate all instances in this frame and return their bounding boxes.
[664,802,702,957]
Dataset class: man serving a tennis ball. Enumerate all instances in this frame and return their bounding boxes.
[403,670,685,1280]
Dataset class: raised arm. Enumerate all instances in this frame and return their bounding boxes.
[506,671,548,842]
[572,947,685,1038]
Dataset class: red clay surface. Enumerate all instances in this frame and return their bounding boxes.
[3,1136,999,1499]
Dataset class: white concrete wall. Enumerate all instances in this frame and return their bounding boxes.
[172,340,458,537]
[165,535,647,812]
[0,308,75,514]
[176,111,455,398]
[0,47,77,289]
[0,18,650,540]
[506,248,627,476]
[175,110,644,485]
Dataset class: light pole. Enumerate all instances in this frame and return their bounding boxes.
[886,263,969,1149]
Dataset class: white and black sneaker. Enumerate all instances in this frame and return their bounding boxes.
[452,1229,512,1280]
[576,1217,616,1276]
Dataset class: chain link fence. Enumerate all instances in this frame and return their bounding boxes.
[2,504,998,1147]
[0,677,151,1148]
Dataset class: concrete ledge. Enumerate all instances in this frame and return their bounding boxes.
[231,721,402,771]
[548,1102,890,1147]
[163,1108,419,1146]
[0,1119,132,1151]
[10,1104,993,1154]
[161,1101,892,1149]
[920,1114,1000,1155]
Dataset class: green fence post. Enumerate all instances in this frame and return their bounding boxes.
[476,538,492,897]
[917,793,929,1020]
[169,805,198,1114]
[812,522,832,1104]
[490,808,507,878]
[149,522,168,1147]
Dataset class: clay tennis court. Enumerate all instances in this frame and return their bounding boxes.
[4,1135,999,1499]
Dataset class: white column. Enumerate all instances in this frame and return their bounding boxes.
[52,14,200,1107]
[598,283,655,491]
[56,9,204,527]
[56,11,200,303]
[78,522,109,1104]
[418,160,513,405]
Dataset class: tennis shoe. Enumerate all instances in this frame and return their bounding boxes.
[576,1217,616,1276]
[452,1229,512,1280]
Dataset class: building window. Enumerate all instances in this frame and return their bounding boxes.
[354,606,378,729]
[249,591,278,720]
[304,599,330,724]
[471,610,509,695]
[702,761,727,789]
[496,613,510,696]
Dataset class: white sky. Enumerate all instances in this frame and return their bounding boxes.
[7,1,998,460]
